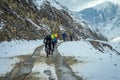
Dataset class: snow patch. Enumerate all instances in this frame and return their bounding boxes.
[59,25,66,32]
[34,0,63,10]
[26,19,42,30]
[41,24,51,34]
[110,36,120,42]
[58,41,99,57]
[0,40,43,58]
[32,62,58,80]
[0,57,20,76]
[0,22,5,30]
[33,0,44,10]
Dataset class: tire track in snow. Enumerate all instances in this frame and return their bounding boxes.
[52,42,83,80]
[2,45,44,80]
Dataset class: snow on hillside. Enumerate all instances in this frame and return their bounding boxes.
[0,40,43,58]
[58,40,120,80]
[34,0,63,10]
[109,37,120,52]
[32,62,58,80]
[0,22,5,30]
[76,1,120,40]
[26,19,42,30]
[110,36,120,42]
[78,1,118,24]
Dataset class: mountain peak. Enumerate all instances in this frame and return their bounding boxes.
[76,1,120,40]
[77,1,118,24]
[94,1,117,10]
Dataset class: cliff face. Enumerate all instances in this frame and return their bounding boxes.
[0,0,105,42]
[0,0,46,41]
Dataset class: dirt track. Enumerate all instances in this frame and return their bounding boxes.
[1,43,83,80]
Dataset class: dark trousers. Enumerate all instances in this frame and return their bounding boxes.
[45,43,51,52]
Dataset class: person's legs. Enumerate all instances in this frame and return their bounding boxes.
[48,43,51,50]
[52,42,54,51]
[63,37,66,41]
[45,43,47,52]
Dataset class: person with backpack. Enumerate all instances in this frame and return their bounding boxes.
[51,33,58,51]
[43,34,53,56]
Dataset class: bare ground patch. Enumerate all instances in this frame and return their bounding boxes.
[16,54,32,62]
[64,56,79,66]
[18,72,47,80]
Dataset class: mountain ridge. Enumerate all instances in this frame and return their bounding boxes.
[76,1,120,40]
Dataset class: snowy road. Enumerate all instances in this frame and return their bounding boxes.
[1,40,120,80]
[0,43,83,80]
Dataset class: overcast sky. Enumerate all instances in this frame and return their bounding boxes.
[58,0,120,11]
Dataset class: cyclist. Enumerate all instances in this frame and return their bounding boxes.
[43,34,53,57]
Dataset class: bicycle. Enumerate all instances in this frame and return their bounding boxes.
[45,44,53,57]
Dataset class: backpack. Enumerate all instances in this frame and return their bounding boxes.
[55,33,58,39]
[51,34,55,39]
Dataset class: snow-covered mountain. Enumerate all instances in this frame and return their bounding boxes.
[76,1,120,40]
[0,0,105,42]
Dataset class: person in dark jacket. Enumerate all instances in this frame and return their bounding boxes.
[62,32,67,41]
[43,35,53,52]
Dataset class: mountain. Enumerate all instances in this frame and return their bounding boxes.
[76,1,120,40]
[77,1,118,24]
[0,0,106,42]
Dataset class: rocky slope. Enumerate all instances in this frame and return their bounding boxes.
[0,0,105,42]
